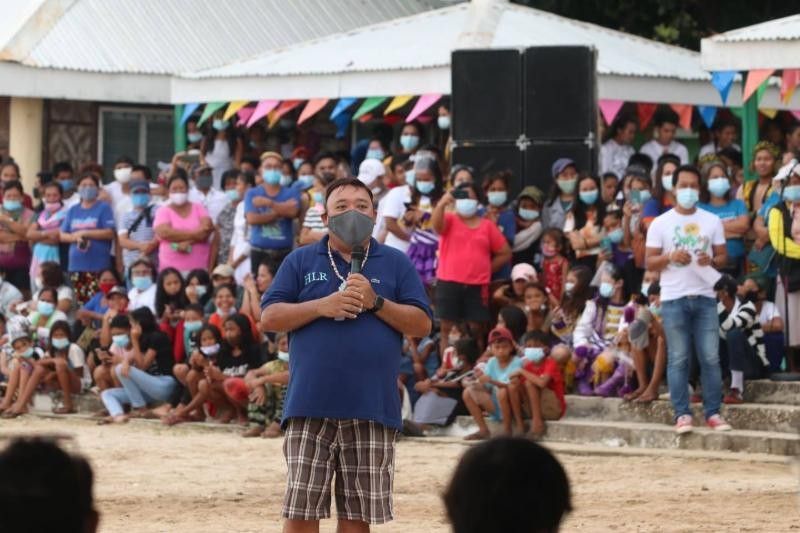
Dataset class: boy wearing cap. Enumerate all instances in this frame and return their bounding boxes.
[461,326,522,440]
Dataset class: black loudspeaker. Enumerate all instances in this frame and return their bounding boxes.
[524,46,597,140]
[451,143,524,194]
[451,49,522,142]
[524,141,597,193]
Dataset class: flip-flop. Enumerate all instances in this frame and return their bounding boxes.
[52,407,77,415]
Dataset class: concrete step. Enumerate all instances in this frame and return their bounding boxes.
[745,379,800,405]
[565,395,800,433]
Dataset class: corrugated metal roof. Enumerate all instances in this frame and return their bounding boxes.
[186,1,707,81]
[2,0,456,75]
[707,14,800,43]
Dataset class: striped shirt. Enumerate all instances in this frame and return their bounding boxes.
[119,204,158,272]
[718,299,768,367]
[302,205,327,233]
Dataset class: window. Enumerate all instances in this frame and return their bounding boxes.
[98,107,174,180]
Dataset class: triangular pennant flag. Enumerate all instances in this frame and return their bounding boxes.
[711,71,736,105]
[756,79,768,107]
[730,107,743,120]
[781,69,800,104]
[760,108,778,119]
[246,99,280,127]
[358,113,374,124]
[236,106,255,127]
[697,106,717,129]
[330,98,357,120]
[332,111,352,139]
[267,100,303,128]
[197,102,227,126]
[406,94,442,123]
[384,95,413,115]
[297,99,329,125]
[670,104,693,130]
[743,69,774,102]
[598,99,624,125]
[637,103,658,129]
[792,110,800,122]
[179,103,200,125]
[353,96,388,120]
[223,101,248,121]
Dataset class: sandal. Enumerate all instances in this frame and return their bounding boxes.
[52,406,77,415]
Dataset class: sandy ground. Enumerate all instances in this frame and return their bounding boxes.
[1,417,799,533]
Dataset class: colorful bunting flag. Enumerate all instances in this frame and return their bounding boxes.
[791,110,800,122]
[384,95,413,115]
[353,97,388,120]
[246,99,280,127]
[223,101,249,121]
[636,103,657,129]
[598,99,624,125]
[760,108,778,119]
[268,100,303,128]
[669,104,692,130]
[730,107,743,120]
[332,111,352,139]
[197,102,227,126]
[697,106,717,129]
[782,69,800,104]
[179,103,200,125]
[330,98,357,120]
[743,69,774,102]
[711,71,736,105]
[298,98,329,125]
[406,94,442,123]
[236,106,255,127]
[756,79,768,107]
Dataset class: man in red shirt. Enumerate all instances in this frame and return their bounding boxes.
[511,330,565,439]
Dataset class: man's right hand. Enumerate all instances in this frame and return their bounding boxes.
[669,249,692,265]
[317,288,364,320]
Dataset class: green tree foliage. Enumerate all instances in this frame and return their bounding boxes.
[514,0,797,50]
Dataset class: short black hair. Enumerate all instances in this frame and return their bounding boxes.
[130,164,152,181]
[52,161,74,176]
[241,155,260,169]
[443,437,571,533]
[672,164,702,188]
[628,153,654,175]
[109,315,131,330]
[1,179,23,195]
[453,337,480,365]
[221,168,240,188]
[647,281,661,297]
[521,330,550,346]
[0,437,96,533]
[313,151,338,168]
[115,155,135,166]
[654,107,679,128]
[714,274,738,297]
[324,177,374,206]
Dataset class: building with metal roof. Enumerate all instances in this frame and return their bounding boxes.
[701,14,800,71]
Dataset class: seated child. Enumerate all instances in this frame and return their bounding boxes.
[624,282,666,402]
[436,322,472,378]
[740,275,784,372]
[0,318,44,415]
[510,330,565,438]
[243,332,290,438]
[165,324,223,424]
[461,327,522,440]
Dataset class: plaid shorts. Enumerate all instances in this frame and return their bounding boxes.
[282,417,398,524]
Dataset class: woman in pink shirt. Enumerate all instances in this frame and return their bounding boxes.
[432,182,512,356]
[154,175,214,276]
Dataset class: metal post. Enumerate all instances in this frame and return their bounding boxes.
[173,104,186,153]
[741,93,758,182]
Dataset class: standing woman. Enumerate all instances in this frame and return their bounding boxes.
[542,158,578,230]
[153,175,214,277]
[432,182,512,357]
[565,174,605,270]
[59,172,116,305]
[201,114,244,189]
[26,182,67,293]
[483,171,516,282]
[739,141,780,214]
[641,154,680,232]
[227,170,255,285]
[698,162,749,277]
[406,156,445,287]
[0,180,35,295]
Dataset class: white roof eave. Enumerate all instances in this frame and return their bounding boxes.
[701,37,800,71]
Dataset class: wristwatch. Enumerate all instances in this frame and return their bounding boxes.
[368,295,385,313]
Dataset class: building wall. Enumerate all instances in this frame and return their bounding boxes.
[0,97,9,160]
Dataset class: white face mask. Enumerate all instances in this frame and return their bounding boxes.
[278,350,290,362]
[114,167,132,183]
[169,192,188,206]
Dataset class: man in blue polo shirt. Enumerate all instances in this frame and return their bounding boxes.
[262,177,432,532]
[244,151,300,274]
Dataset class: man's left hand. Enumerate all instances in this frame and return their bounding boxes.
[346,273,377,312]
[696,251,712,267]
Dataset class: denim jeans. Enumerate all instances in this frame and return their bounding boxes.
[100,365,177,417]
[661,296,722,420]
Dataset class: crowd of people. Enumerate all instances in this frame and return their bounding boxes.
[0,105,798,438]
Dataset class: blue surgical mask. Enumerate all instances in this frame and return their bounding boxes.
[405,170,416,187]
[312,191,325,204]
[366,149,385,160]
[131,193,150,208]
[278,350,290,362]
[212,119,229,131]
[51,337,70,350]
[631,189,651,204]
[437,116,451,130]
[676,187,699,209]
[523,347,545,363]
[37,301,55,316]
[557,178,577,194]
[195,285,207,298]
[279,175,293,187]
[579,189,598,205]
[783,185,800,202]
[649,303,661,317]
[661,174,674,192]
[456,198,478,217]
[607,228,624,244]
[262,169,281,185]
[132,276,153,291]
[708,177,730,198]
[564,281,575,294]
[416,181,435,195]
[79,186,98,201]
[225,189,240,202]
[400,134,419,151]
[298,174,315,188]
[2,199,21,211]
[599,282,614,298]
[487,191,507,206]
[518,208,539,221]
[293,158,304,170]
[19,347,34,358]
[640,282,651,297]
[59,179,74,193]
[187,132,203,143]
[183,320,203,333]
[112,334,130,347]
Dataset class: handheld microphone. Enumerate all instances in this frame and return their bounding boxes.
[350,245,365,275]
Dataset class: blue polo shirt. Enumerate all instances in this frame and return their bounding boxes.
[244,185,301,250]
[262,236,431,430]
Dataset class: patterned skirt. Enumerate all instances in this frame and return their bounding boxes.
[407,229,439,286]
[70,272,100,305]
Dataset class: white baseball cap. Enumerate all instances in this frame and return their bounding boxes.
[357,159,385,185]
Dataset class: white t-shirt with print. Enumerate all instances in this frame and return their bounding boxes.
[375,185,412,253]
[645,207,726,301]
